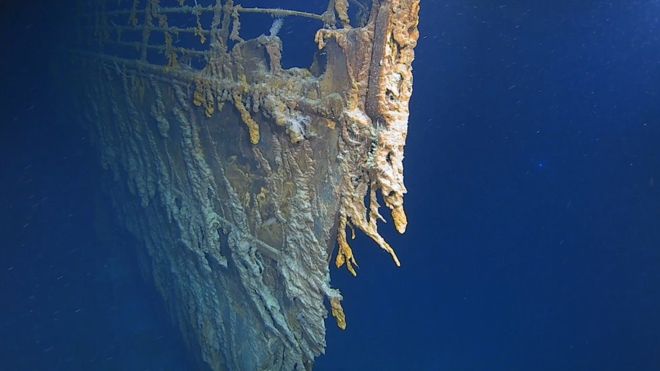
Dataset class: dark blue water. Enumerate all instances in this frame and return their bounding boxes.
[320,1,660,370]
[2,1,660,370]
[0,3,192,370]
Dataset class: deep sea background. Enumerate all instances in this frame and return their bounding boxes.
[2,1,660,370]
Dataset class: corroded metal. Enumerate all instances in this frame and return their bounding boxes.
[74,0,420,369]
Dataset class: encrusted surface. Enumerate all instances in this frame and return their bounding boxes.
[74,0,420,369]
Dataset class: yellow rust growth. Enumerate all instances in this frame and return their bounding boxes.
[256,187,268,205]
[334,0,351,28]
[193,83,204,108]
[330,297,346,330]
[193,79,215,118]
[335,215,358,276]
[337,209,401,273]
[392,206,407,234]
[232,90,260,144]
[204,88,215,117]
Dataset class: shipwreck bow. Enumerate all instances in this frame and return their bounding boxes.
[73,0,420,369]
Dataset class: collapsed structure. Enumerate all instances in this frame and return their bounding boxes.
[73,0,420,369]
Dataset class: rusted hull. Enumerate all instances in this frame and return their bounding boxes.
[74,0,419,369]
